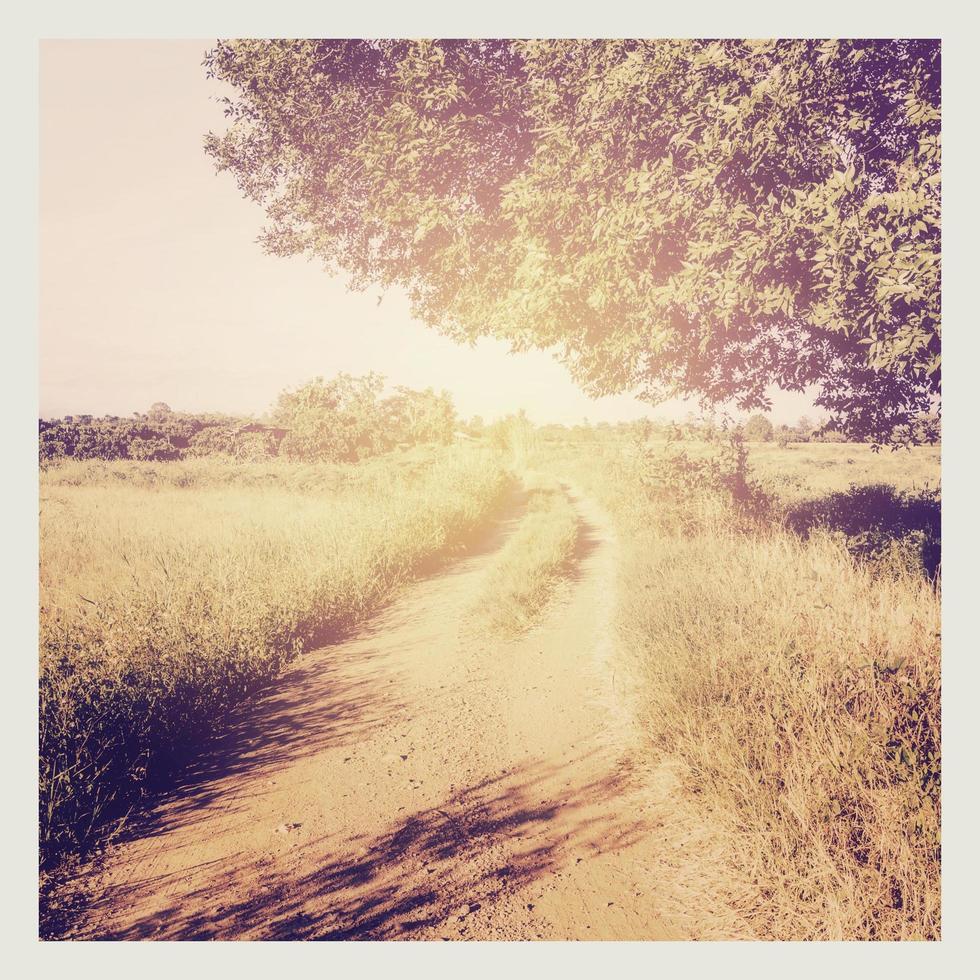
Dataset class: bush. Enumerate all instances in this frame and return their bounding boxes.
[127,436,181,461]
[774,424,793,448]
[639,433,773,531]
[785,483,941,580]
[743,413,774,442]
[39,376,464,467]
[814,428,847,443]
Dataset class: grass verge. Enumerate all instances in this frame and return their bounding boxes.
[473,474,579,635]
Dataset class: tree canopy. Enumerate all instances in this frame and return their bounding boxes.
[205,39,940,443]
[743,413,775,442]
[273,374,458,461]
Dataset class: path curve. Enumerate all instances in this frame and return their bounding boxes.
[60,482,677,940]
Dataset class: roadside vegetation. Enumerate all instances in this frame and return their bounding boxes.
[473,474,580,636]
[40,445,507,869]
[533,433,940,940]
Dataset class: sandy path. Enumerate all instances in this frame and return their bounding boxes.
[60,483,677,940]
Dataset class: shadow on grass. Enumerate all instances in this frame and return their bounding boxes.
[784,483,940,580]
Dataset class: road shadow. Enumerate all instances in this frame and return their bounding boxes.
[83,753,649,940]
[784,483,940,580]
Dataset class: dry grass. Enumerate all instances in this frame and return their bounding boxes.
[39,446,507,865]
[473,474,579,636]
[532,438,941,940]
[747,441,940,503]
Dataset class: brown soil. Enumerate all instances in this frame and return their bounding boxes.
[56,485,679,940]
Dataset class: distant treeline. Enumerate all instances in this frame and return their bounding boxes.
[40,374,459,464]
[534,412,941,448]
[39,412,289,463]
[40,375,940,465]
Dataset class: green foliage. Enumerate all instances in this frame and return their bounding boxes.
[184,425,279,461]
[274,373,389,462]
[464,415,486,437]
[127,436,181,461]
[487,411,537,462]
[641,432,774,529]
[785,483,940,579]
[774,424,793,448]
[273,375,458,461]
[205,39,940,442]
[890,412,941,447]
[384,385,457,446]
[39,414,286,464]
[813,428,848,443]
[744,413,775,442]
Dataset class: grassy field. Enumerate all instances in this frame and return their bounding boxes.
[39,446,507,866]
[532,437,941,940]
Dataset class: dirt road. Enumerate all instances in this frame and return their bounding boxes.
[60,483,679,940]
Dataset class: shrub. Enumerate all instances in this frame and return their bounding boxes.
[39,375,464,466]
[743,413,774,442]
[814,428,848,443]
[639,433,773,531]
[127,436,181,461]
[784,484,941,580]
[274,373,390,462]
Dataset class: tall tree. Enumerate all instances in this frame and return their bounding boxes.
[274,373,388,461]
[205,39,940,442]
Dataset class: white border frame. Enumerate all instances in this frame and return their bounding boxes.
[6,3,976,974]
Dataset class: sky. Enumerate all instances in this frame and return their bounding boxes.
[39,40,819,426]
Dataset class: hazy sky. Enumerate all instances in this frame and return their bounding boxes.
[40,40,819,425]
